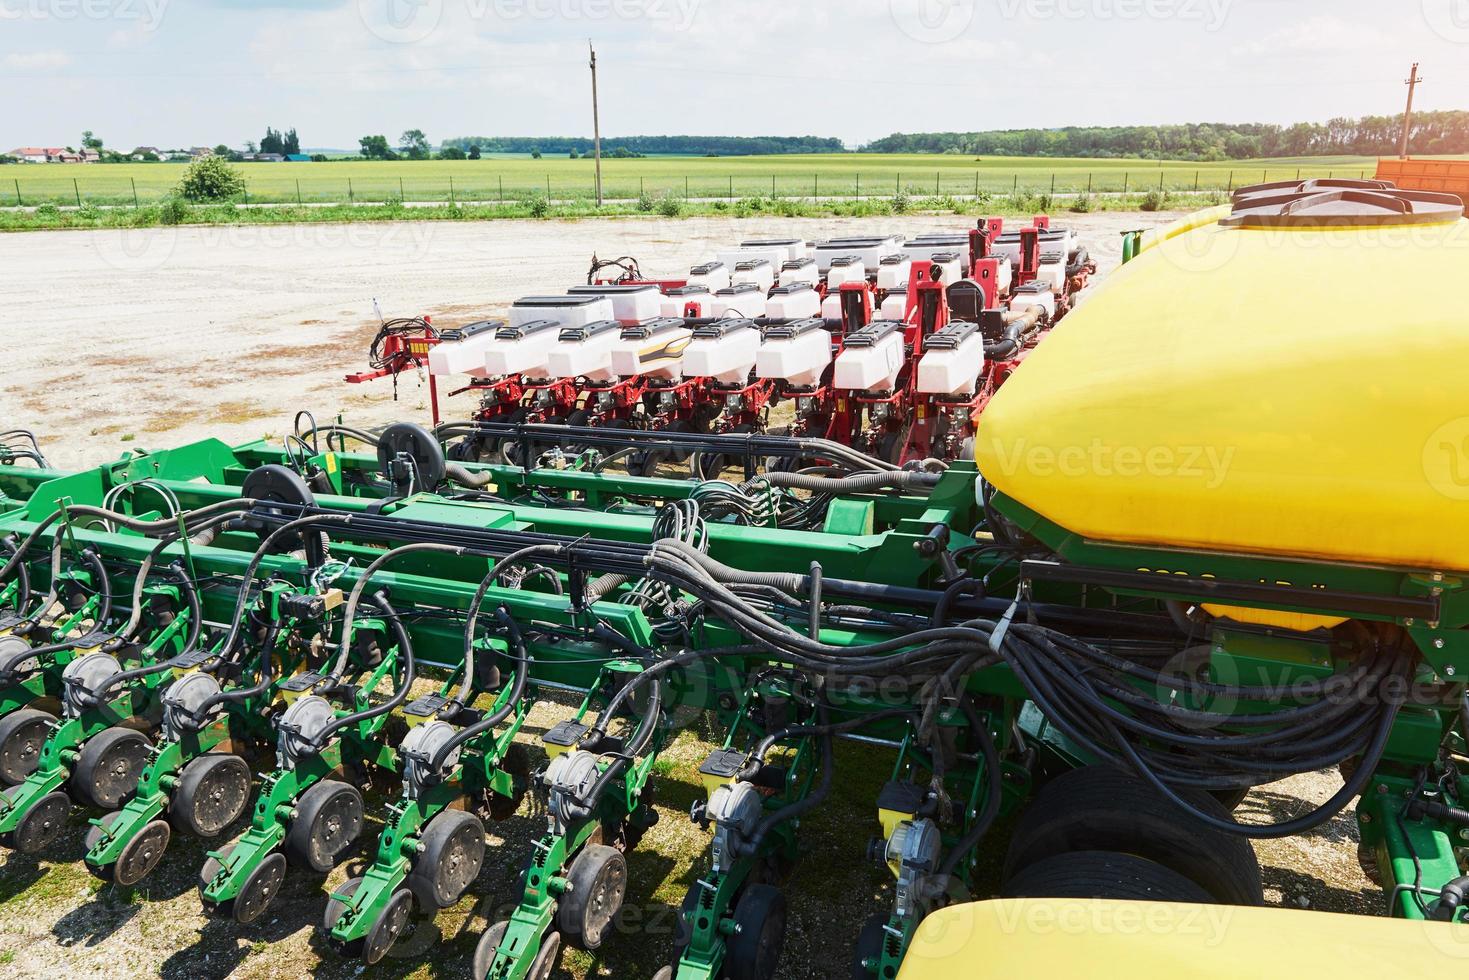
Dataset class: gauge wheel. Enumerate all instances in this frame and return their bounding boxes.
[407,809,486,910]
[0,708,56,786]
[72,726,151,810]
[171,753,252,839]
[556,843,627,950]
[283,779,364,873]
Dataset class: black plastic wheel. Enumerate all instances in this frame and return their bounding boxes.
[556,843,627,950]
[472,920,508,980]
[362,888,414,964]
[84,810,122,881]
[876,430,905,465]
[12,789,72,854]
[1001,765,1263,905]
[113,818,171,886]
[1002,850,1214,903]
[725,883,787,980]
[407,809,485,910]
[240,464,318,556]
[284,779,363,873]
[0,707,55,785]
[850,912,888,980]
[527,930,561,980]
[233,850,287,925]
[197,842,237,918]
[72,726,151,810]
[323,875,367,959]
[171,753,252,838]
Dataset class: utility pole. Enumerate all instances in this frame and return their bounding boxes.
[1400,62,1423,159]
[589,40,603,206]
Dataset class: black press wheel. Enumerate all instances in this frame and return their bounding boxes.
[362,887,414,965]
[407,809,486,910]
[1001,850,1214,903]
[72,726,151,810]
[284,779,364,873]
[197,841,238,917]
[556,843,627,950]
[171,753,252,839]
[725,883,787,980]
[1001,765,1263,905]
[323,876,367,959]
[850,913,889,980]
[473,921,509,980]
[10,789,72,854]
[0,707,56,785]
[527,930,562,980]
[83,811,122,882]
[113,818,172,886]
[233,850,287,925]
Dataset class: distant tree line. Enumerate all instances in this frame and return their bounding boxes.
[862,112,1469,160]
[439,135,845,156]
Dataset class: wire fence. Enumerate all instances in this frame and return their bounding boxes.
[3,166,1374,208]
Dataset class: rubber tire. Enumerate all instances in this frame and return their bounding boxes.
[851,912,889,980]
[1002,850,1214,903]
[113,818,171,886]
[362,888,414,965]
[283,779,363,873]
[726,883,787,980]
[407,809,486,910]
[556,843,627,951]
[72,726,151,810]
[233,850,287,925]
[10,788,71,854]
[528,930,562,980]
[323,876,367,959]
[1001,765,1263,906]
[84,810,123,882]
[473,921,509,980]
[198,841,237,918]
[170,753,252,838]
[0,707,56,786]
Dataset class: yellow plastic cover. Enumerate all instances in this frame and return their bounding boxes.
[976,209,1469,572]
[897,899,1469,979]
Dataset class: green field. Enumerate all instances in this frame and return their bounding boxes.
[0,153,1389,207]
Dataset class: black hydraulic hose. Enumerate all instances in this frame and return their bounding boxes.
[305,591,417,752]
[0,537,29,613]
[180,623,283,730]
[733,707,836,860]
[749,706,917,763]
[753,470,940,494]
[428,606,530,772]
[459,543,564,708]
[445,462,494,490]
[80,559,207,708]
[937,697,1004,879]
[334,541,463,680]
[77,547,113,627]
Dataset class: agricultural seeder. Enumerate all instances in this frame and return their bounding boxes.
[7,180,1469,978]
[349,218,1095,472]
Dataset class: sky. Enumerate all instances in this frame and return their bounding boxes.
[3,0,1467,151]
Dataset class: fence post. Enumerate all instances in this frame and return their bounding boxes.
[132,177,140,208]
[1262,169,1267,183]
[1122,172,1128,194]
[1227,171,1233,191]
[1013,174,1018,192]
[686,175,690,198]
[1296,168,1301,180]
[1050,173,1056,195]
[857,172,861,198]
[772,175,776,197]
[244,185,249,206]
[400,176,405,200]
[974,171,979,197]
[348,178,353,204]
[936,170,940,194]
[546,175,551,197]
[1087,173,1092,194]
[895,172,900,194]
[14,179,20,206]
[729,175,733,199]
[449,175,455,204]
[1194,171,1199,192]
[499,175,504,203]
[296,179,302,205]
[1158,171,1164,190]
[73,178,81,207]
[814,173,818,197]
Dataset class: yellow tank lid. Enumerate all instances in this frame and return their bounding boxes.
[976,183,1469,572]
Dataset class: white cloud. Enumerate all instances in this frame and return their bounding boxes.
[1231,15,1380,58]
[3,50,73,71]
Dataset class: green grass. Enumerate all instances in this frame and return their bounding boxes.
[0,152,1395,208]
[0,189,1213,233]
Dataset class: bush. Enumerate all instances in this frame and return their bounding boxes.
[1140,189,1169,212]
[35,203,59,218]
[636,192,655,213]
[1036,193,1054,212]
[1204,189,1227,206]
[528,194,550,218]
[159,197,191,225]
[1070,194,1094,213]
[176,156,247,202]
[891,191,910,214]
[76,202,101,221]
[656,196,682,218]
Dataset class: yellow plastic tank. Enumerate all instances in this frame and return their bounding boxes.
[975,181,1469,573]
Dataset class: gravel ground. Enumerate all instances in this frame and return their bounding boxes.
[0,212,1381,978]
